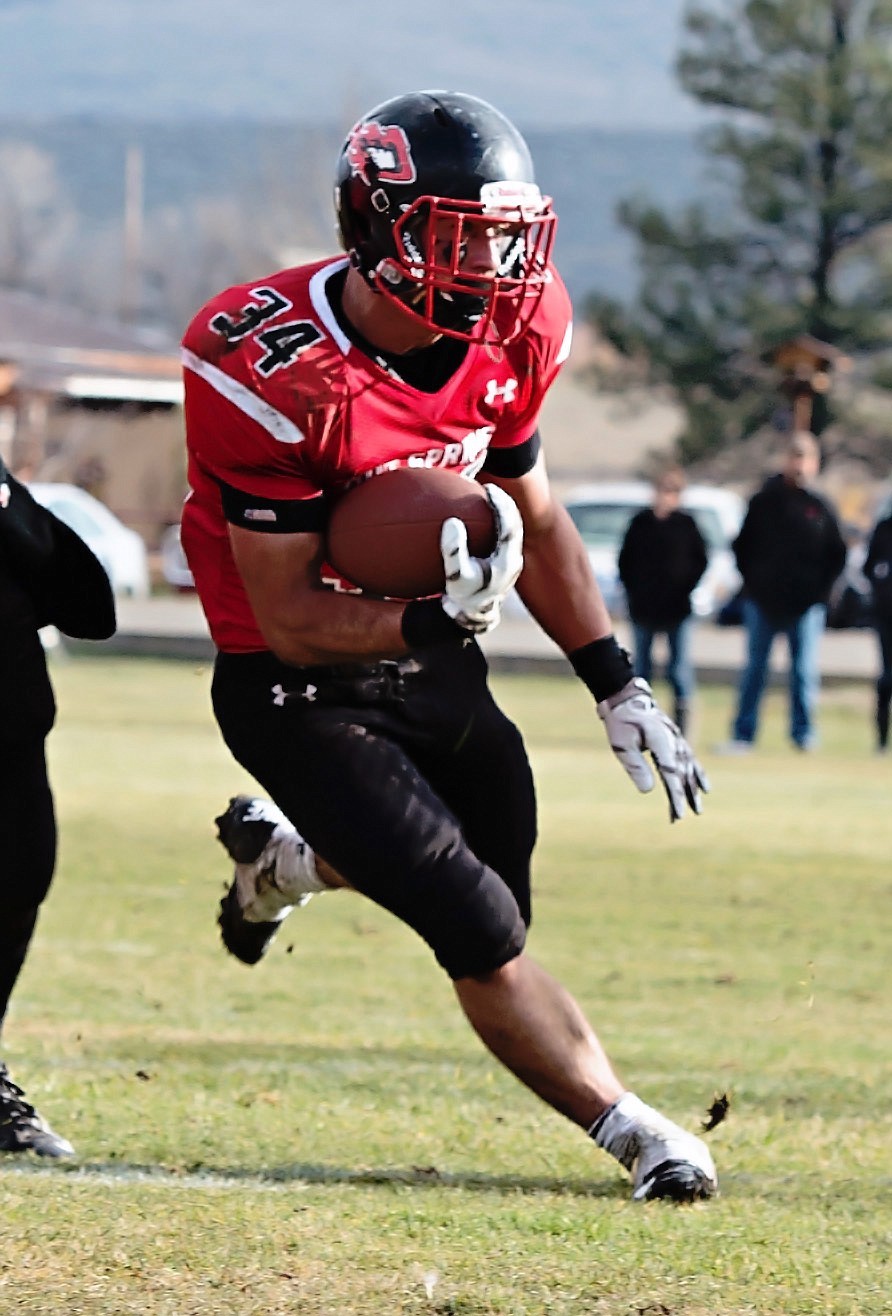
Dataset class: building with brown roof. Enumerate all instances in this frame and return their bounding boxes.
[0,289,185,547]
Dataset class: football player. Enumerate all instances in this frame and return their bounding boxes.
[181,90,716,1202]
[0,457,116,1158]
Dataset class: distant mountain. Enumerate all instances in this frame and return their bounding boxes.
[525,126,707,304]
[0,0,701,132]
[0,116,708,307]
[1,0,718,311]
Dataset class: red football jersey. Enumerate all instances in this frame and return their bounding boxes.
[181,256,573,651]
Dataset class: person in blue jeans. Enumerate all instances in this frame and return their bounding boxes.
[618,468,708,737]
[723,433,846,752]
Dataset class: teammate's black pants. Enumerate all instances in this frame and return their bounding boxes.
[0,738,56,1035]
[212,641,537,980]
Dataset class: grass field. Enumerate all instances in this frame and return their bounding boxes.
[0,653,889,1315]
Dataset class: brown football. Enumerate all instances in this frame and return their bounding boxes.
[326,467,497,598]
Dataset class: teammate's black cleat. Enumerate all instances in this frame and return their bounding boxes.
[215,795,320,966]
[0,1063,74,1158]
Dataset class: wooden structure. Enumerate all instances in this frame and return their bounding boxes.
[766,334,849,433]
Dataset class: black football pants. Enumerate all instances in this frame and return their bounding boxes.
[0,738,56,1036]
[211,641,537,979]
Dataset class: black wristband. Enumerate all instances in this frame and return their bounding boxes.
[401,598,467,650]
[568,636,634,702]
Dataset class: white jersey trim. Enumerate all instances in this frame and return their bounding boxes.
[556,321,573,365]
[181,347,306,446]
[309,257,352,356]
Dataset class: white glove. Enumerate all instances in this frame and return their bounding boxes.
[440,483,524,634]
[597,677,710,822]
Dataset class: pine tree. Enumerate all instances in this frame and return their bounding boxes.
[584,0,892,461]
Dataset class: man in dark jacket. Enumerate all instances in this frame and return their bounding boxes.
[862,510,892,750]
[0,456,116,1156]
[618,469,708,736]
[721,432,846,752]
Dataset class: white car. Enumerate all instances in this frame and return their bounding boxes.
[159,521,195,590]
[562,479,746,620]
[27,482,151,599]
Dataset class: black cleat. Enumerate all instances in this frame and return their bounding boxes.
[630,1121,718,1202]
[633,1158,717,1203]
[0,1063,74,1158]
[215,794,279,864]
[214,795,318,966]
[216,795,282,965]
[593,1093,718,1203]
[217,884,283,966]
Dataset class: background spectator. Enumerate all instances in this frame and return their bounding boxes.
[862,507,892,752]
[719,432,847,753]
[617,468,708,736]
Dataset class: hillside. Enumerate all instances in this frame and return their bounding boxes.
[0,116,706,307]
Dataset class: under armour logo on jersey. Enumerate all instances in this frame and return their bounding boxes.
[0,482,8,509]
[483,378,518,406]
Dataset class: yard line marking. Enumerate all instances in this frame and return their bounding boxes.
[0,1160,612,1196]
[0,1162,298,1192]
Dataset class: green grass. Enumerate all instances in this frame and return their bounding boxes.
[1,654,890,1315]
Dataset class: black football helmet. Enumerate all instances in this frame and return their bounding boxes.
[335,90,557,343]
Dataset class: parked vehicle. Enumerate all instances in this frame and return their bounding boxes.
[159,521,195,590]
[27,482,151,599]
[156,480,747,619]
[562,480,746,621]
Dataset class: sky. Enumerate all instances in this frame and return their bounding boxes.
[0,0,704,130]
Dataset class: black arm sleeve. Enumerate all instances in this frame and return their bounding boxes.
[218,479,330,534]
[481,430,541,479]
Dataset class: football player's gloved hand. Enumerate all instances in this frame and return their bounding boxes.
[597,677,709,822]
[440,483,524,635]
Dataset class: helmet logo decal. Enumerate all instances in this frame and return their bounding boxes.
[345,122,417,186]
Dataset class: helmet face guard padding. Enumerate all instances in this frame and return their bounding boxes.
[335,91,558,344]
